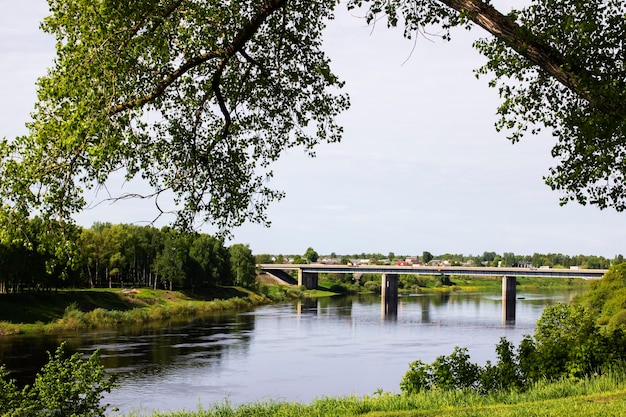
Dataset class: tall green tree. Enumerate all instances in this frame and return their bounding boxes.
[189,234,231,288]
[422,251,433,264]
[304,247,319,263]
[154,229,191,290]
[229,243,257,287]
[0,0,624,238]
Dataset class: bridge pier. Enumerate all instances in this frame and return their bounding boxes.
[298,270,319,289]
[381,274,398,318]
[502,276,516,323]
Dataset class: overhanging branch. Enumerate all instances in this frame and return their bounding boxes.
[438,0,625,118]
[107,0,288,117]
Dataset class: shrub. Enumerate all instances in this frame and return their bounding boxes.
[363,280,381,293]
[533,304,603,380]
[0,366,29,415]
[400,360,432,394]
[400,347,480,393]
[430,347,481,390]
[481,338,523,392]
[0,342,117,416]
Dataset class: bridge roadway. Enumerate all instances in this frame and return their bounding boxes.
[260,263,607,281]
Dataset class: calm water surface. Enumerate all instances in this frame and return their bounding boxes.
[0,290,580,414]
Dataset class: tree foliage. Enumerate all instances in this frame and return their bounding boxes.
[0,0,348,233]
[0,342,116,416]
[579,263,626,332]
[1,0,625,236]
[401,264,626,395]
[229,243,257,287]
[351,0,626,211]
[0,220,257,293]
[304,247,319,263]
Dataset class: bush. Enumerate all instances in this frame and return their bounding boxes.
[400,360,432,394]
[363,280,381,293]
[533,304,603,380]
[400,347,480,393]
[0,342,116,416]
[0,367,28,415]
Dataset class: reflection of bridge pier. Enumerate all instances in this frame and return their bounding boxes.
[297,298,319,315]
[502,276,516,323]
[381,274,398,319]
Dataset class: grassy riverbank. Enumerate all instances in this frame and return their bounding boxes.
[114,370,626,416]
[0,285,307,336]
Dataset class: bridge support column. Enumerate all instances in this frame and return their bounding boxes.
[298,270,318,289]
[502,276,516,323]
[381,274,398,319]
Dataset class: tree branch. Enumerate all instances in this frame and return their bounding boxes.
[107,0,288,117]
[438,0,624,117]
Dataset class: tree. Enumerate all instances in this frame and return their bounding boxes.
[255,253,274,264]
[188,233,232,287]
[229,243,257,287]
[154,229,191,290]
[502,252,516,267]
[422,251,433,264]
[304,247,319,263]
[352,0,625,211]
[0,0,347,234]
[1,0,624,238]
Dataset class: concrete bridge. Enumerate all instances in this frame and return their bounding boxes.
[259,264,608,321]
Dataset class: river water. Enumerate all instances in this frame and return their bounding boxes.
[0,289,580,415]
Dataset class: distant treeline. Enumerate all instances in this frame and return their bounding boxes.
[256,250,618,269]
[0,220,256,293]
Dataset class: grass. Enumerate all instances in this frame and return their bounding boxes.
[113,370,626,416]
[0,286,276,336]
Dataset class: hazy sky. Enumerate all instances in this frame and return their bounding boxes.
[2,2,625,257]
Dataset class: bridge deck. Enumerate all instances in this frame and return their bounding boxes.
[259,264,607,279]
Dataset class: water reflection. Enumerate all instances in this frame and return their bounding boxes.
[382,297,398,320]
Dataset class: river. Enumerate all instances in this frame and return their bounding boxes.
[0,289,580,415]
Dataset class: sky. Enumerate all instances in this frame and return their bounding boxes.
[1,1,625,258]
